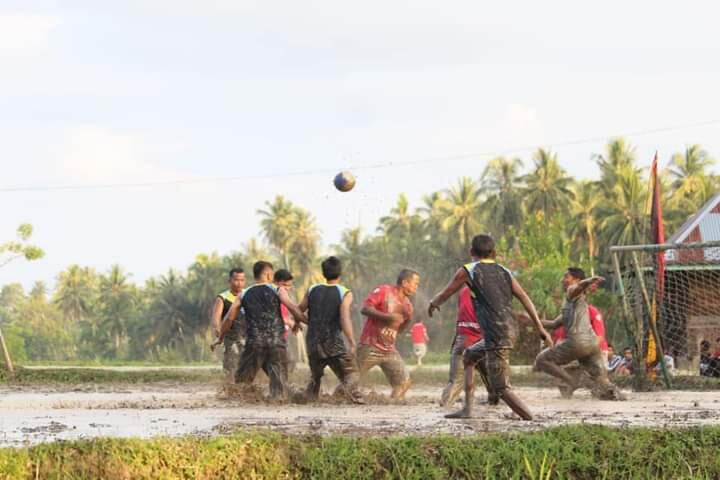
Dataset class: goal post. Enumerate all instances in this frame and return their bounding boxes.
[610,240,720,389]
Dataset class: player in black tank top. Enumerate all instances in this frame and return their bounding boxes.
[296,257,364,403]
[428,235,552,421]
[210,269,246,378]
[220,261,307,400]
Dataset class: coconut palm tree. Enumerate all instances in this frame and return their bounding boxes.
[257,196,297,268]
[439,177,483,251]
[597,168,648,249]
[481,156,524,240]
[667,145,715,211]
[521,149,574,218]
[568,181,601,272]
[54,265,98,326]
[95,265,137,357]
[593,138,641,195]
[290,207,321,290]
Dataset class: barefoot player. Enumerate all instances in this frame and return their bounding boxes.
[221,261,306,400]
[297,256,364,403]
[357,269,419,400]
[210,268,246,378]
[534,268,622,400]
[428,234,552,421]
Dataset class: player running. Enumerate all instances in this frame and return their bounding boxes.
[210,268,246,378]
[296,256,364,404]
[220,261,306,400]
[428,234,553,421]
[357,269,420,400]
[534,268,623,400]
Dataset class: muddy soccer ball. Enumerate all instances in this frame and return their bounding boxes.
[333,171,356,192]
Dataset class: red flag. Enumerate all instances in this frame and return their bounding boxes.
[650,152,665,300]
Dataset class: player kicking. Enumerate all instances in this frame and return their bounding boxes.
[428,234,552,421]
[296,256,364,404]
[221,261,306,400]
[534,268,623,400]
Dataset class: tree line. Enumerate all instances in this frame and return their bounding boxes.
[0,138,717,363]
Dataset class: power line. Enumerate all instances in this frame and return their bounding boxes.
[2,118,719,193]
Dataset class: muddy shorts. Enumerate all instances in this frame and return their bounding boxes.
[307,351,360,399]
[356,344,409,387]
[536,339,606,380]
[463,340,511,392]
[223,337,243,376]
[235,342,288,398]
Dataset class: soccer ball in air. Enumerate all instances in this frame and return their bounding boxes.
[333,171,356,192]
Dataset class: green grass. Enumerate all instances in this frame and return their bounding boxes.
[0,367,221,385]
[2,426,720,479]
[3,365,720,392]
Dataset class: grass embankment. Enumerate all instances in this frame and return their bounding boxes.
[3,365,720,391]
[2,426,720,479]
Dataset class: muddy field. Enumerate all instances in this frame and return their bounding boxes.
[2,376,720,447]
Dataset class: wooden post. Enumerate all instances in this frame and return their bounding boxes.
[0,326,14,374]
[631,251,671,389]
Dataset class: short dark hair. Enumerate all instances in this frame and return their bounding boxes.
[397,268,419,285]
[321,256,342,281]
[623,347,633,353]
[567,267,586,281]
[228,268,244,278]
[470,234,495,258]
[273,268,294,283]
[253,261,273,280]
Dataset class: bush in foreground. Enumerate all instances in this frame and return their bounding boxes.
[2,426,720,479]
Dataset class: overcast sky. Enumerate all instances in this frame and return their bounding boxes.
[2,0,720,289]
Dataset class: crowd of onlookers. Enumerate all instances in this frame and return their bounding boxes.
[700,338,720,377]
[605,337,720,378]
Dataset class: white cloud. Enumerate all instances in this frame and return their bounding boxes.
[0,13,61,56]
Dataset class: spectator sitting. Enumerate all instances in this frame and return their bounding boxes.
[607,344,623,373]
[654,354,675,375]
[700,340,720,377]
[614,347,634,376]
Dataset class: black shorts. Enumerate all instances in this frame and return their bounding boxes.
[235,343,288,396]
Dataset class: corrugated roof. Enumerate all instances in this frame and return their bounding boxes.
[667,192,720,244]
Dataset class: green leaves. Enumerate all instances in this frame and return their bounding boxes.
[0,223,44,268]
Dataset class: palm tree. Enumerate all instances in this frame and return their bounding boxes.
[597,168,648,248]
[480,156,524,239]
[379,194,413,237]
[667,145,715,212]
[188,252,225,319]
[593,138,641,195]
[54,265,97,325]
[568,181,601,272]
[333,227,373,287]
[95,265,136,357]
[257,196,297,268]
[290,207,321,291]
[439,177,483,251]
[521,149,574,218]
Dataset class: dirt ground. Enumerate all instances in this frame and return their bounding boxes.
[2,378,720,447]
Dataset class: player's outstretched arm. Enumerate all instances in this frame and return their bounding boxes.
[542,315,563,330]
[428,268,467,317]
[210,297,224,338]
[219,296,242,341]
[567,276,605,300]
[511,278,553,347]
[278,286,308,325]
[339,291,356,355]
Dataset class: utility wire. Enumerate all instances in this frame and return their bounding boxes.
[2,118,719,193]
